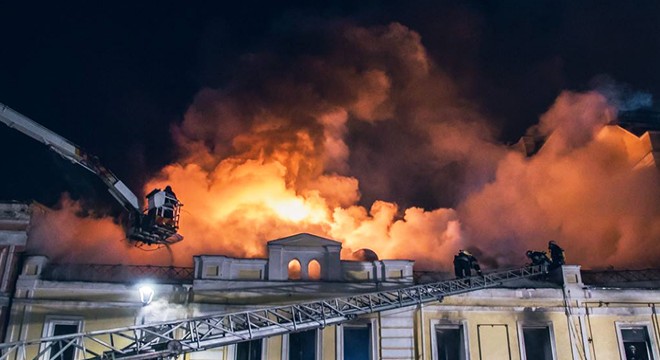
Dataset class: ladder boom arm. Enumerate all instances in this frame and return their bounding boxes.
[0,103,140,211]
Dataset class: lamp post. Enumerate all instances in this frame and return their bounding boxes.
[138,284,155,306]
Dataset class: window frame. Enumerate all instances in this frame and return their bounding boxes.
[231,338,267,360]
[281,328,322,360]
[39,316,84,360]
[615,322,659,360]
[516,321,557,360]
[336,318,378,360]
[430,319,470,360]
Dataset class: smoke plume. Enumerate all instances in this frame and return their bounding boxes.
[459,91,660,269]
[27,22,660,271]
[28,195,176,265]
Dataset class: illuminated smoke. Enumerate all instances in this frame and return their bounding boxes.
[145,22,471,269]
[459,91,660,269]
[27,195,176,265]
[27,22,660,271]
[139,299,197,323]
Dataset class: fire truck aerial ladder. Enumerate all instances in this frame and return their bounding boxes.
[0,265,547,360]
[0,102,183,246]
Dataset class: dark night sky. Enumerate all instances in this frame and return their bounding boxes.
[1,1,659,211]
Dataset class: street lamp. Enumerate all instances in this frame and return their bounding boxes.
[138,284,155,306]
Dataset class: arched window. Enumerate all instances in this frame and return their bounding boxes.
[288,259,301,280]
[308,259,321,281]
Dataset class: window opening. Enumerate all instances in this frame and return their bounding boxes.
[436,325,466,360]
[236,339,262,360]
[308,259,321,281]
[42,319,82,360]
[288,259,301,280]
[521,326,553,360]
[344,325,371,360]
[289,329,316,360]
[621,327,654,360]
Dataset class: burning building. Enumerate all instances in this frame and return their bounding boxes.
[0,17,659,360]
[3,97,660,358]
[1,204,660,360]
[1,85,659,360]
[1,84,659,360]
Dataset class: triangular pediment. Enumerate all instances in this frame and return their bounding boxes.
[267,233,342,248]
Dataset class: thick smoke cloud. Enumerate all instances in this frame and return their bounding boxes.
[175,22,501,209]
[27,21,660,271]
[27,195,171,265]
[459,91,660,269]
[145,22,476,268]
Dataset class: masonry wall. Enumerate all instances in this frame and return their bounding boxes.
[5,273,660,360]
[0,203,29,342]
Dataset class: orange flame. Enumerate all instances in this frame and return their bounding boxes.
[26,24,660,271]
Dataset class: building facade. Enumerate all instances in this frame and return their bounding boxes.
[1,206,659,360]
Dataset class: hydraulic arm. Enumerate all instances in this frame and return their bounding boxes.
[0,103,183,245]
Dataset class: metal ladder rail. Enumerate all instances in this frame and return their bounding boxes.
[0,265,546,360]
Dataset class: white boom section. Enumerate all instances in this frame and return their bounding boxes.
[0,103,140,211]
[0,265,546,360]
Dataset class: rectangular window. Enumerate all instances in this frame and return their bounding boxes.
[521,326,553,360]
[344,325,371,360]
[237,269,262,280]
[289,329,317,360]
[621,327,655,360]
[435,325,466,360]
[236,339,262,360]
[205,265,218,277]
[41,318,82,360]
[387,270,403,279]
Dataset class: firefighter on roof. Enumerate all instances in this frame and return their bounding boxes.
[526,250,551,267]
[453,250,482,279]
[548,240,565,270]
